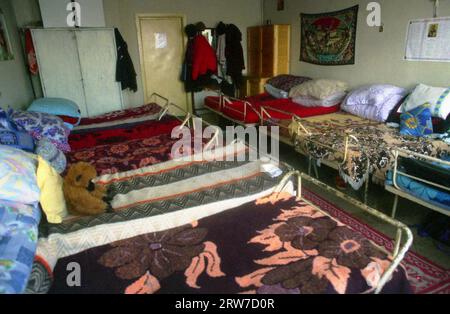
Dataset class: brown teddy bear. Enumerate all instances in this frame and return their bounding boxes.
[63,162,111,216]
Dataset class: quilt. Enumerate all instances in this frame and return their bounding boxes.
[300,5,359,65]
[47,193,410,294]
[69,117,181,151]
[0,201,40,294]
[288,112,450,190]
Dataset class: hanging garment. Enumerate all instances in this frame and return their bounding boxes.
[191,34,217,81]
[25,29,38,75]
[225,24,245,86]
[114,28,137,92]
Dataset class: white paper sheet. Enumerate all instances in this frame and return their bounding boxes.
[405,17,450,62]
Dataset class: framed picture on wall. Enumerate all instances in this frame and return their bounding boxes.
[0,9,14,61]
[277,0,285,11]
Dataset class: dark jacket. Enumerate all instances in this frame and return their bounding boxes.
[114,28,137,92]
[225,24,245,85]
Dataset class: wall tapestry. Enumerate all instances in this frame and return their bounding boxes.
[300,5,359,65]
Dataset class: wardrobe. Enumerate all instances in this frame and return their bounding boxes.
[243,24,291,97]
[31,28,123,117]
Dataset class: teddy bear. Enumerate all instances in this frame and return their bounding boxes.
[63,162,111,216]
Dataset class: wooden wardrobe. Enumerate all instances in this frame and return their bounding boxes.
[242,24,291,97]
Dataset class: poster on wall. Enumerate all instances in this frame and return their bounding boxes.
[0,10,14,61]
[405,17,450,62]
[300,5,359,65]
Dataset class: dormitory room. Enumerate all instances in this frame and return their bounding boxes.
[0,0,449,298]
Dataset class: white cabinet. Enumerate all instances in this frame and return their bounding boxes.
[31,28,123,117]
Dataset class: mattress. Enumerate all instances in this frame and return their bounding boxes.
[288,111,450,190]
[46,193,410,294]
[204,93,340,125]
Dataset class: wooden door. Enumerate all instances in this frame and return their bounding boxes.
[32,29,88,116]
[76,29,123,117]
[247,26,262,77]
[137,15,188,115]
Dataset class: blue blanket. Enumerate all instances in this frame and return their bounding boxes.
[0,201,40,294]
[386,171,450,211]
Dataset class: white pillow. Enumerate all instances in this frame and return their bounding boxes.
[399,84,450,119]
[289,79,349,100]
[264,84,289,99]
[292,91,346,108]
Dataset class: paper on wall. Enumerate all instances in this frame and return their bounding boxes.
[405,17,450,62]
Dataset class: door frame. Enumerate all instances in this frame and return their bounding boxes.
[136,14,190,112]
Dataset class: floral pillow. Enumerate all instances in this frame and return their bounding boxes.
[0,145,40,204]
[400,104,433,137]
[10,110,71,152]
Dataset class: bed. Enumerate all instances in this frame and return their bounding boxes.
[23,99,412,294]
[285,111,450,195]
[34,172,412,294]
[386,149,450,218]
[204,93,340,126]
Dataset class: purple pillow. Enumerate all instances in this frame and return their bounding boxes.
[344,84,407,107]
[10,110,71,152]
[267,75,312,92]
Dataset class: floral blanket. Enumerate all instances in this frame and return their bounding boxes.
[47,193,410,294]
[288,112,450,190]
[0,201,40,294]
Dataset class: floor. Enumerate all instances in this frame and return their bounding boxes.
[203,112,450,269]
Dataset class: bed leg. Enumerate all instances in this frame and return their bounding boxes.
[313,162,319,179]
[393,228,402,257]
[391,194,399,219]
[308,157,312,176]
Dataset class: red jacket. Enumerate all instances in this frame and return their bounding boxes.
[191,35,217,80]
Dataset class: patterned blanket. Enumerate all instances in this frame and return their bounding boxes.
[28,144,287,293]
[47,193,410,294]
[0,201,40,294]
[288,112,450,190]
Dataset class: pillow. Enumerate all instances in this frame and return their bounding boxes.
[266,75,312,92]
[10,110,71,152]
[292,91,346,108]
[289,79,349,99]
[344,84,407,107]
[0,129,35,152]
[0,145,40,204]
[264,84,289,99]
[36,156,68,224]
[28,98,81,129]
[343,93,406,122]
[35,139,67,174]
[399,84,450,119]
[400,104,433,137]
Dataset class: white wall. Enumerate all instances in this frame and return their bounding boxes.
[103,0,263,108]
[38,0,105,28]
[0,0,35,110]
[263,0,450,89]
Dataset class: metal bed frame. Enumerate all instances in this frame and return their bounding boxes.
[150,93,221,150]
[276,171,413,294]
[387,148,450,219]
[203,92,262,126]
[261,105,372,204]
